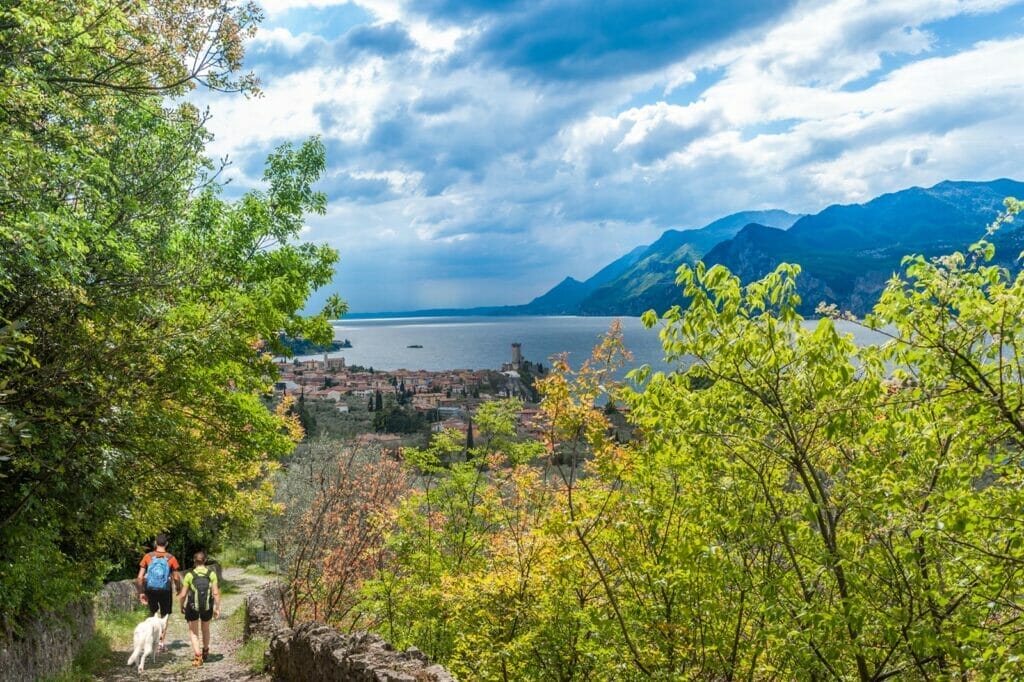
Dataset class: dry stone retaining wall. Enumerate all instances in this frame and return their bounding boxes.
[246,584,455,681]
[0,600,94,682]
[244,581,287,641]
[95,578,138,615]
[269,623,456,682]
[0,579,140,682]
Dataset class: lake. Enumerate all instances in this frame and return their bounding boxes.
[297,316,888,373]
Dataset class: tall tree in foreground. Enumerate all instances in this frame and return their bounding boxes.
[0,0,342,624]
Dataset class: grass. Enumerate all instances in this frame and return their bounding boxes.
[237,636,270,675]
[226,599,247,639]
[44,608,144,681]
[226,599,269,674]
[240,561,279,576]
[44,634,111,682]
[219,537,279,575]
[218,539,262,568]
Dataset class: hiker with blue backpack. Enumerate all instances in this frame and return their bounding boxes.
[136,533,181,653]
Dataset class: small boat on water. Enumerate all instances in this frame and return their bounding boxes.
[407,344,423,348]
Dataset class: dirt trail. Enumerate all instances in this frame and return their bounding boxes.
[99,567,274,681]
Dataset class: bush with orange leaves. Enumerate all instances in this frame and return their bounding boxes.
[275,441,410,629]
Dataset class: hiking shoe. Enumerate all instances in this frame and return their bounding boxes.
[202,648,210,661]
[158,643,167,654]
[192,654,203,667]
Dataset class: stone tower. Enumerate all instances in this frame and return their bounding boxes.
[511,342,522,367]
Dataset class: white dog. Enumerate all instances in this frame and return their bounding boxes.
[126,613,169,672]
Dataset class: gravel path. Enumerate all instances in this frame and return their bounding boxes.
[99,567,275,681]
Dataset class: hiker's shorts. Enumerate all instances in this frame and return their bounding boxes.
[145,588,173,617]
[184,605,214,622]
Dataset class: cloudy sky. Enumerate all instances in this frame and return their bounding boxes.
[198,0,1024,312]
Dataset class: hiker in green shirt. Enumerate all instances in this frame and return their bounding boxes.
[177,550,221,667]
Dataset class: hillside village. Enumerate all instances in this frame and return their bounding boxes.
[271,344,549,444]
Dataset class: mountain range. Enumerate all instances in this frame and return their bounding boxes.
[346,179,1024,319]
[703,179,1024,315]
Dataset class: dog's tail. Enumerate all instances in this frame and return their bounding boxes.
[126,647,139,666]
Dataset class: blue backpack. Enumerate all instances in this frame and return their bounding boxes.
[145,553,172,590]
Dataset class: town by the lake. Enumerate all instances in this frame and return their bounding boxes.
[272,342,553,450]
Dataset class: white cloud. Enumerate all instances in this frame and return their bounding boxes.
[205,0,1024,310]
[694,0,1020,90]
[565,30,1024,192]
[406,21,470,54]
[249,26,323,53]
[201,60,394,155]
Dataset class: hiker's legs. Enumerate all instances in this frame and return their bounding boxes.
[201,619,211,649]
[187,618,203,656]
[147,589,172,645]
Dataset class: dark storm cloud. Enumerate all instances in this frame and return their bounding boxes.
[335,21,416,60]
[410,0,797,81]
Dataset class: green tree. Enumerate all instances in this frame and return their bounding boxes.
[609,197,1024,678]
[0,0,343,623]
[295,395,317,438]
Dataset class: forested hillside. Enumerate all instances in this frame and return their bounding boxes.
[576,209,800,315]
[0,0,341,624]
[705,180,1024,315]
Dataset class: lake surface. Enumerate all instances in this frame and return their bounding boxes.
[299,316,888,373]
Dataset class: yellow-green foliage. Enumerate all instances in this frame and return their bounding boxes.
[357,201,1024,680]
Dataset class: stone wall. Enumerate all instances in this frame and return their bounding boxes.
[244,581,287,641]
[95,578,139,615]
[269,623,456,682]
[246,583,456,681]
[0,579,141,682]
[0,600,94,682]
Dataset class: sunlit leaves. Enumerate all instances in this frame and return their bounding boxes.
[0,1,339,624]
[359,198,1024,679]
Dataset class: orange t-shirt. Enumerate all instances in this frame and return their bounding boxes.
[140,550,180,572]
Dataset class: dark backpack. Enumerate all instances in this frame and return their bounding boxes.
[187,567,214,611]
[145,553,172,590]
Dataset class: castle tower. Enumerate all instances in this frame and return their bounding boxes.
[511,342,522,367]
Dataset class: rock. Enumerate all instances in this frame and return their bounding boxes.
[267,622,456,681]
[206,559,225,583]
[245,582,287,641]
[94,579,138,615]
[0,600,93,682]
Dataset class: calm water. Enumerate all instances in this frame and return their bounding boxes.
[298,316,887,372]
